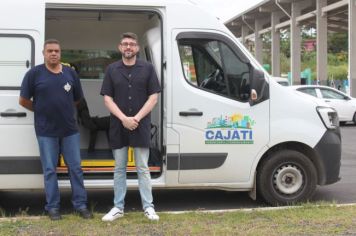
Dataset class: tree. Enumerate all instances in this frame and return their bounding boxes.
[328,33,348,53]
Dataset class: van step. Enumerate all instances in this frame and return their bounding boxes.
[56,166,161,173]
[60,147,136,167]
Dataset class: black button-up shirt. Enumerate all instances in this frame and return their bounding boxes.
[100,59,161,149]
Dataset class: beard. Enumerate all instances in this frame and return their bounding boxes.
[122,50,137,60]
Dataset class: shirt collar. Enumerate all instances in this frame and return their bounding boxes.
[116,59,144,68]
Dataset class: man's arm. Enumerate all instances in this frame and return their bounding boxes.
[103,95,138,130]
[134,93,158,122]
[19,96,33,111]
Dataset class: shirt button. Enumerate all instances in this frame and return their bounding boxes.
[128,96,132,100]
[128,84,132,88]
[128,74,131,78]
[129,108,132,112]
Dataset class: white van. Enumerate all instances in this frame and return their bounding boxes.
[0,0,341,205]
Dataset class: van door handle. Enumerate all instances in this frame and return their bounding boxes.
[324,100,330,102]
[179,111,203,116]
[0,112,27,117]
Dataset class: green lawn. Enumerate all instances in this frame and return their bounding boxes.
[1,203,356,236]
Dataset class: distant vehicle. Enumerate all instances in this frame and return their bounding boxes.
[273,77,290,86]
[292,85,356,124]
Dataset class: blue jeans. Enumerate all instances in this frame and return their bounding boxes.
[113,147,154,210]
[37,133,87,211]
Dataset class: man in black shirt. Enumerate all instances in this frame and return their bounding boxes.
[101,32,161,221]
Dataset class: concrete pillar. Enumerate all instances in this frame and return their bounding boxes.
[255,18,263,64]
[316,0,328,85]
[349,0,356,96]
[241,24,249,48]
[290,2,302,85]
[271,11,283,77]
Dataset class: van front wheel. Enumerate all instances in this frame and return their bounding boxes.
[257,150,317,206]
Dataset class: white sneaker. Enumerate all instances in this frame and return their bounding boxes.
[144,207,159,221]
[102,207,124,222]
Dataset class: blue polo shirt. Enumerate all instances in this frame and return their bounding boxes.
[20,64,83,137]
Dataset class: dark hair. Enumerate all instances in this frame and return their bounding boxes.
[121,32,138,42]
[44,39,60,48]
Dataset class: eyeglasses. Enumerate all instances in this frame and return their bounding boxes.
[121,42,137,47]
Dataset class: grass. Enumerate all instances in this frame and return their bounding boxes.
[0,203,356,236]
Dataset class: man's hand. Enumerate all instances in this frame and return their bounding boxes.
[122,116,139,131]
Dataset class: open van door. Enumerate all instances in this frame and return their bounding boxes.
[170,30,270,184]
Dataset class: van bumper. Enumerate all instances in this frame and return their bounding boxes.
[314,128,341,185]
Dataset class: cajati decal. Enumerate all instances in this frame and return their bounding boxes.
[205,113,255,144]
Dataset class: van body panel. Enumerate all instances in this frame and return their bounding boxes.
[269,82,326,147]
[0,175,44,189]
[0,0,341,205]
[0,157,41,174]
[171,29,270,184]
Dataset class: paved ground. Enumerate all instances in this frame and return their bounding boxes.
[1,125,355,216]
[312,124,356,203]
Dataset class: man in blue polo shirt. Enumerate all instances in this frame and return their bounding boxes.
[101,32,161,221]
[19,39,92,220]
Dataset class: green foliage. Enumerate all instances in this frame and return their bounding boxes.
[261,29,348,82]
[328,64,348,80]
[280,53,290,75]
[328,33,348,53]
[280,31,290,58]
[328,52,348,65]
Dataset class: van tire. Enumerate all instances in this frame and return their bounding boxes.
[257,150,317,206]
[353,113,356,124]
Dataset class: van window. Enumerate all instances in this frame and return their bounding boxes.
[0,35,34,88]
[178,37,250,101]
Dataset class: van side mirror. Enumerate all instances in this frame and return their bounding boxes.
[249,68,269,105]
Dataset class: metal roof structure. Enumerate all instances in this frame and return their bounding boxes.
[225,0,356,96]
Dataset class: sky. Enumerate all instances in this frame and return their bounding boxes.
[191,0,264,22]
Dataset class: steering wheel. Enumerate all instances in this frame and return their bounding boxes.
[200,69,220,88]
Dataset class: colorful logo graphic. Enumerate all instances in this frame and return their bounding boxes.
[205,113,255,144]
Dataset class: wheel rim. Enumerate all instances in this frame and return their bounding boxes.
[274,164,303,195]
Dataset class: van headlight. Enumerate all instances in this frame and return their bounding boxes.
[316,106,339,129]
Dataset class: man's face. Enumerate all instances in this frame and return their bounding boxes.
[119,38,139,60]
[43,43,61,66]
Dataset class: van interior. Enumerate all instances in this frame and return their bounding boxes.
[45,8,163,179]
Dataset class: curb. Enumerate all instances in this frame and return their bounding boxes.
[164,202,356,214]
[1,203,356,220]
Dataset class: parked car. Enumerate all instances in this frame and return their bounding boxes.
[273,77,290,86]
[291,85,356,124]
